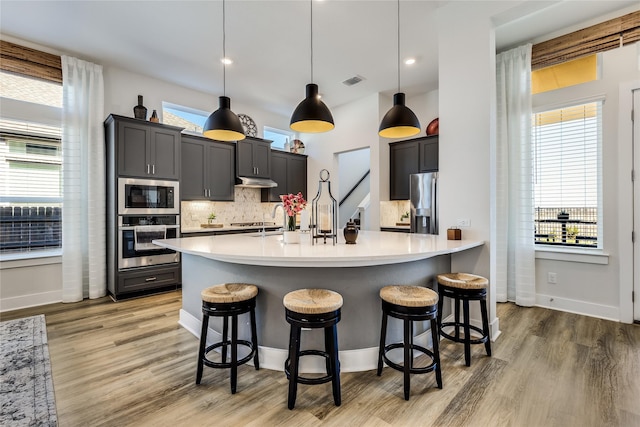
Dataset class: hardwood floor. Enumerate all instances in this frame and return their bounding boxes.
[2,292,639,426]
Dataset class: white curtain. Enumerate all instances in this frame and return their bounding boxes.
[61,56,106,302]
[495,44,536,306]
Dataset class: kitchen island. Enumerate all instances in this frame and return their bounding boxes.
[154,231,483,372]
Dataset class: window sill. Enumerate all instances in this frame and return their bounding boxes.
[0,249,62,269]
[535,246,608,265]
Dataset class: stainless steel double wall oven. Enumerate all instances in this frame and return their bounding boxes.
[117,178,180,269]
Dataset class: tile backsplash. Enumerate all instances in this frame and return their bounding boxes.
[380,200,410,227]
[181,187,282,229]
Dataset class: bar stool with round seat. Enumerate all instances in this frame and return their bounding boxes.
[437,273,491,367]
[196,283,260,394]
[283,288,343,410]
[377,285,442,401]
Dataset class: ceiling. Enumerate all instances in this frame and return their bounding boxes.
[1,1,638,117]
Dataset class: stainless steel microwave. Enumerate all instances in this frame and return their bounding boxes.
[118,178,179,215]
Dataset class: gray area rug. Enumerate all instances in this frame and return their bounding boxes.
[1,314,57,426]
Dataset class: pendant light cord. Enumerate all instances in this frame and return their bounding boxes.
[310,0,314,84]
[396,0,400,93]
[222,0,227,97]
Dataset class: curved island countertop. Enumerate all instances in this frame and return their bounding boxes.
[154,230,483,268]
[153,231,484,372]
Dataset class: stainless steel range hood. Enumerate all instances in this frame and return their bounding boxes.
[235,176,278,188]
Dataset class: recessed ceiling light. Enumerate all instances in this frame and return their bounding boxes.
[404,58,416,65]
[221,57,233,65]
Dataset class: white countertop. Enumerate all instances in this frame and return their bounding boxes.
[154,230,484,268]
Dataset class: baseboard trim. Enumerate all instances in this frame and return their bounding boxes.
[0,290,62,313]
[179,309,435,373]
[535,294,619,321]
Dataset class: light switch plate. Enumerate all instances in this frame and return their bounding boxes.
[457,219,470,227]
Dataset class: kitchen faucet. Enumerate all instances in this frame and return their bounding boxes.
[271,203,286,231]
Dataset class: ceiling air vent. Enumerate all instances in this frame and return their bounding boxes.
[342,75,365,86]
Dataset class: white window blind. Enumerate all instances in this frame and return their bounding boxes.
[532,101,602,247]
[0,120,62,254]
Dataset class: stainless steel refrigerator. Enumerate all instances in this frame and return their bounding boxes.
[410,173,438,234]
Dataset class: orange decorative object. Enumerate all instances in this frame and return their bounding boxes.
[426,117,439,136]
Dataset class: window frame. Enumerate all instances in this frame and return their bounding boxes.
[531,96,604,252]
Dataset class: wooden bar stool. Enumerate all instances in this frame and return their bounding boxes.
[437,273,491,366]
[283,288,343,410]
[377,285,442,400]
[196,283,259,394]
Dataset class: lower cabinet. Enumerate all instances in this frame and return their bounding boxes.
[262,151,307,202]
[116,264,181,296]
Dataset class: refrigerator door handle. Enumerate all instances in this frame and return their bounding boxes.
[430,175,437,234]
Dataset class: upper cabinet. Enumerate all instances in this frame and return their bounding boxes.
[106,115,182,180]
[236,136,272,179]
[181,134,235,201]
[389,135,438,200]
[261,151,308,202]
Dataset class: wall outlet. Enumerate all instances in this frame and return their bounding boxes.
[457,219,471,227]
[547,272,557,284]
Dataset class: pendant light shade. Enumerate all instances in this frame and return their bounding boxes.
[202,0,245,142]
[290,83,335,133]
[378,93,420,138]
[379,0,420,139]
[203,96,245,141]
[290,0,334,134]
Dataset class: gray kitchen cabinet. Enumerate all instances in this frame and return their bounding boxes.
[110,115,182,180]
[181,134,235,201]
[261,151,307,202]
[236,136,272,179]
[389,135,438,200]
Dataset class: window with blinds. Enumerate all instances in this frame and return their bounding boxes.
[532,101,602,248]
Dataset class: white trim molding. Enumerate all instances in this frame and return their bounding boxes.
[0,290,61,312]
[536,293,619,321]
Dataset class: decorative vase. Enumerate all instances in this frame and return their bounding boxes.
[150,110,159,123]
[283,230,300,244]
[343,221,358,244]
[133,95,147,120]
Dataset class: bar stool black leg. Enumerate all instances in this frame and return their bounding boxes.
[230,315,238,394]
[430,318,442,388]
[221,315,229,364]
[328,325,341,406]
[454,295,461,340]
[377,312,388,376]
[250,307,260,369]
[480,297,492,357]
[437,295,444,340]
[463,298,471,367]
[196,314,209,384]
[287,325,301,410]
[403,317,411,401]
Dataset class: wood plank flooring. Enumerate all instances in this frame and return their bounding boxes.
[2,292,639,426]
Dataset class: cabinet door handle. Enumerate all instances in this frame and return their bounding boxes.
[204,189,207,198]
[152,164,155,174]
[147,164,150,174]
[145,276,157,282]
[207,189,210,197]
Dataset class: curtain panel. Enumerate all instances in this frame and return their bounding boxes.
[61,56,106,302]
[495,44,536,306]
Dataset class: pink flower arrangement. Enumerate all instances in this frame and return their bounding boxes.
[280,192,307,231]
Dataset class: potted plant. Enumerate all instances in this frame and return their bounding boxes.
[400,211,410,223]
[280,192,307,244]
[207,212,216,224]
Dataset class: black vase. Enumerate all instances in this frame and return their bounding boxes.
[343,221,358,244]
[133,95,147,120]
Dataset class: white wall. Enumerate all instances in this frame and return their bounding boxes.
[103,67,290,138]
[532,44,639,320]
[437,2,510,337]
[305,93,382,231]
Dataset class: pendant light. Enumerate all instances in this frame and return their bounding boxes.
[379,0,420,139]
[203,0,245,142]
[290,0,334,133]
